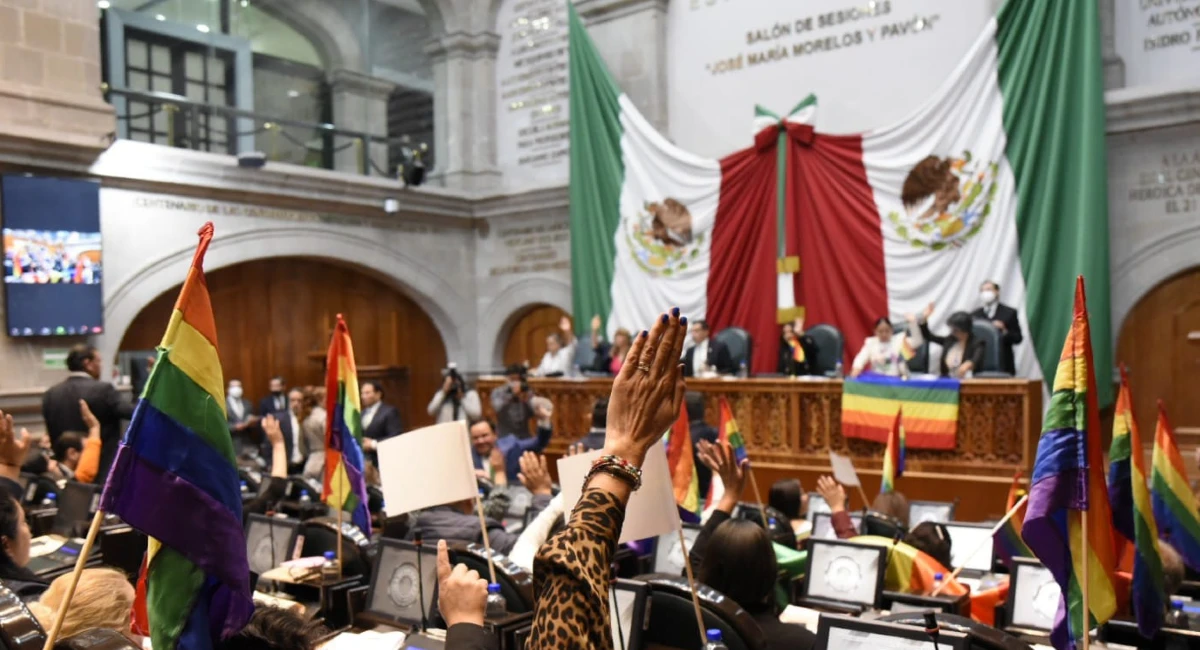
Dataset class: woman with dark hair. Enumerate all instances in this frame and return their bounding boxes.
[692,441,816,650]
[918,303,986,378]
[0,496,45,598]
[590,315,633,375]
[850,315,921,378]
[768,478,810,540]
[777,320,819,377]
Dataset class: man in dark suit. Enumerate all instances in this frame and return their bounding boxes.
[360,381,403,456]
[258,376,288,418]
[226,379,257,456]
[682,319,736,377]
[971,280,1023,375]
[685,391,720,499]
[41,344,134,482]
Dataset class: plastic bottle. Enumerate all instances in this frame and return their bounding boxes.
[299,490,312,506]
[737,361,748,378]
[41,492,57,508]
[321,551,340,582]
[930,572,944,595]
[834,361,844,378]
[240,481,249,496]
[703,629,729,650]
[485,583,508,617]
[1167,599,1190,629]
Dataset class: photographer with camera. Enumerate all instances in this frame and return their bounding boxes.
[490,364,536,439]
[427,363,482,424]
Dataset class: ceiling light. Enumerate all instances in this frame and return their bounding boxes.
[155,14,165,21]
[287,90,300,98]
[97,1,110,8]
[240,0,249,6]
[196,24,211,33]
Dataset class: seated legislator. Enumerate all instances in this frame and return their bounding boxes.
[589,315,632,375]
[0,494,45,598]
[690,440,817,650]
[815,476,910,538]
[435,539,500,650]
[415,463,552,555]
[918,303,985,378]
[28,568,136,643]
[525,308,687,648]
[683,319,736,377]
[53,400,102,483]
[532,317,577,377]
[850,315,922,378]
[769,478,811,541]
[778,319,819,376]
[217,605,328,650]
[243,415,289,519]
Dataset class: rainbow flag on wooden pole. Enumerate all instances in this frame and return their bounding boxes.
[880,408,905,494]
[323,315,372,546]
[1021,277,1116,650]
[1107,365,1137,551]
[1151,401,1200,573]
[994,470,1033,564]
[93,223,254,650]
[667,400,701,521]
[1124,396,1165,638]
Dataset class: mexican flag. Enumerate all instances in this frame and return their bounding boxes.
[569,0,1112,403]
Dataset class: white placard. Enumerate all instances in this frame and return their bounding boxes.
[377,421,479,514]
[829,451,862,487]
[557,444,679,543]
[1114,1,1200,89]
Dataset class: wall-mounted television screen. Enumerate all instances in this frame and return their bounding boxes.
[2,175,103,337]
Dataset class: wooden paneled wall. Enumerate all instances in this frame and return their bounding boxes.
[502,304,569,369]
[118,257,448,430]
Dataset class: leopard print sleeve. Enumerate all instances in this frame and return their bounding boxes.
[527,487,626,650]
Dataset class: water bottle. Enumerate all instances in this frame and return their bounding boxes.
[704,629,729,650]
[299,490,312,506]
[320,551,340,582]
[834,360,844,378]
[1167,599,1190,629]
[240,481,249,496]
[485,583,508,617]
[930,572,944,595]
[737,361,748,378]
[41,492,57,508]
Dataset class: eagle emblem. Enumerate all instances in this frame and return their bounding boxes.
[887,151,999,250]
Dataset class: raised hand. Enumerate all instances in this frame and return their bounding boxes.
[436,539,488,627]
[697,439,748,513]
[0,411,30,475]
[591,314,602,332]
[79,399,100,439]
[517,452,553,497]
[922,302,936,321]
[559,315,573,334]
[262,414,284,448]
[816,475,847,513]
[604,309,687,466]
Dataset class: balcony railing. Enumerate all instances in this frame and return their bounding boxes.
[104,86,428,180]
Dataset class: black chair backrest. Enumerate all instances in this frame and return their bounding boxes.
[0,582,44,650]
[445,541,534,614]
[636,573,766,650]
[861,512,904,539]
[806,324,844,375]
[714,327,753,372]
[970,320,1004,374]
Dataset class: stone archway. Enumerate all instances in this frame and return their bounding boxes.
[478,277,572,368]
[253,0,366,70]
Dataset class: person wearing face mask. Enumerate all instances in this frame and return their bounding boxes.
[226,379,258,455]
[918,303,986,378]
[971,280,1022,375]
[490,364,535,439]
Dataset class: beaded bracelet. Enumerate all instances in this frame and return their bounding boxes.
[583,454,643,491]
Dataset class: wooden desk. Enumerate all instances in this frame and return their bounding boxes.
[478,377,1043,522]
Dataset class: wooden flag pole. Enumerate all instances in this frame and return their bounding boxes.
[474,497,498,584]
[855,484,872,512]
[1081,507,1090,650]
[677,526,709,645]
[747,467,769,528]
[336,482,344,580]
[933,494,1028,595]
[42,510,106,650]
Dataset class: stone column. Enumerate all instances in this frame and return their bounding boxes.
[328,68,396,176]
[1097,0,1125,90]
[575,0,669,132]
[425,31,502,192]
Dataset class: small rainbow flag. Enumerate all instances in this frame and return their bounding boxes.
[1128,395,1165,638]
[994,470,1032,565]
[718,397,748,463]
[789,339,806,363]
[842,374,959,450]
[880,408,905,494]
[322,315,371,536]
[1107,365,1136,548]
[1151,401,1200,573]
[666,400,701,521]
[1021,276,1117,650]
[852,535,963,596]
[99,224,253,650]
[899,333,917,362]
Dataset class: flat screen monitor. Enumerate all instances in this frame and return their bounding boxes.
[1,175,103,336]
[940,522,993,572]
[244,514,299,579]
[609,579,649,650]
[908,501,955,527]
[807,493,830,523]
[654,523,701,576]
[1008,558,1061,632]
[53,481,99,537]
[367,538,438,627]
[803,539,886,609]
[811,511,861,540]
[815,614,970,650]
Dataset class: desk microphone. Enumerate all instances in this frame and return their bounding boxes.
[414,531,429,633]
[884,529,904,573]
[923,611,942,650]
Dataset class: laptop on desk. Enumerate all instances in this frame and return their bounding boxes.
[1004,558,1059,642]
[358,538,438,630]
[938,521,994,585]
[799,539,886,615]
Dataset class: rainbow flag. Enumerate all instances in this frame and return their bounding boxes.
[99,223,253,650]
[718,397,747,463]
[852,535,964,596]
[1107,365,1136,548]
[994,470,1033,564]
[666,400,701,520]
[842,374,959,450]
[1021,276,1117,650]
[1127,396,1165,638]
[322,315,372,536]
[789,339,805,363]
[1151,401,1200,573]
[880,408,905,494]
[899,333,916,362]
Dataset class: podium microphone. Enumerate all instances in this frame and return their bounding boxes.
[414,531,429,633]
[923,611,942,650]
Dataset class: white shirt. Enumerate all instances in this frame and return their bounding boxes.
[227,397,245,422]
[692,339,709,377]
[534,342,576,376]
[362,402,380,429]
[289,411,303,464]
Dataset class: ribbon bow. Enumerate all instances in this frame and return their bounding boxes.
[753,94,817,152]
